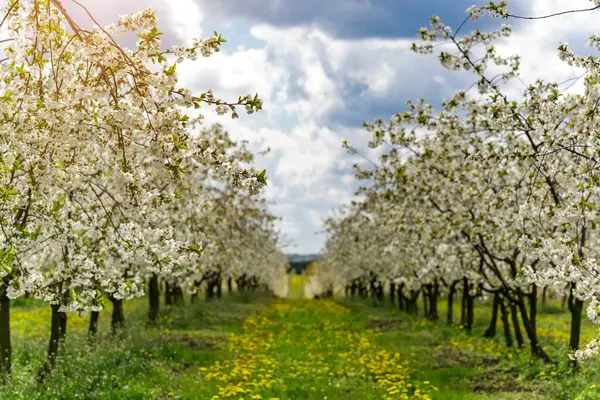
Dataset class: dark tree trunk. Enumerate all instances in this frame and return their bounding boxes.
[397,283,405,312]
[408,290,419,315]
[148,274,160,322]
[510,302,524,348]
[0,290,11,376]
[397,289,404,311]
[447,285,454,325]
[568,283,584,352]
[428,281,439,321]
[499,298,513,347]
[109,297,125,333]
[517,289,550,362]
[447,281,458,325]
[466,292,474,332]
[541,285,548,308]
[40,303,67,380]
[173,286,185,306]
[359,282,367,299]
[88,311,99,337]
[422,289,429,318]
[47,304,63,365]
[376,284,384,302]
[59,308,67,341]
[206,281,215,301]
[164,282,173,306]
[483,292,500,338]
[461,278,468,326]
[462,279,474,332]
[228,277,233,295]
[216,280,222,299]
[389,282,396,305]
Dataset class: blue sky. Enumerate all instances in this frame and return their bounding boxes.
[197,0,504,38]
[75,0,596,253]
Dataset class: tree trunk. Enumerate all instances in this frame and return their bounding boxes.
[206,281,215,301]
[228,277,233,295]
[0,290,10,376]
[510,302,524,348]
[390,282,396,305]
[483,292,500,338]
[499,299,513,348]
[148,274,160,322]
[164,281,173,306]
[376,283,384,302]
[397,284,405,312]
[447,283,455,325]
[568,283,584,353]
[109,297,125,333]
[428,281,439,321]
[409,290,419,315]
[422,289,429,318]
[216,280,222,299]
[541,285,548,308]
[59,307,67,341]
[461,278,468,326]
[88,311,99,337]
[464,280,474,332]
[360,282,367,298]
[173,286,185,306]
[40,303,67,380]
[517,290,550,362]
[466,293,474,332]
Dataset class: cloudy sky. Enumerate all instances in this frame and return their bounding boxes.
[65,0,598,253]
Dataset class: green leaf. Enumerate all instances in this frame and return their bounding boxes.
[166,64,176,77]
[257,169,267,185]
[188,244,202,256]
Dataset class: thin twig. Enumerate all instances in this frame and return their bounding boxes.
[508,5,600,20]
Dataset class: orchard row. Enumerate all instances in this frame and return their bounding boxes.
[319,2,600,363]
[0,0,287,379]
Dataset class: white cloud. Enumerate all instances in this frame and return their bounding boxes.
[165,0,204,43]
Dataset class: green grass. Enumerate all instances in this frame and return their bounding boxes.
[4,282,600,400]
[341,296,600,400]
[3,294,272,399]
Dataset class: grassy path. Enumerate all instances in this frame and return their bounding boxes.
[198,299,435,400]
